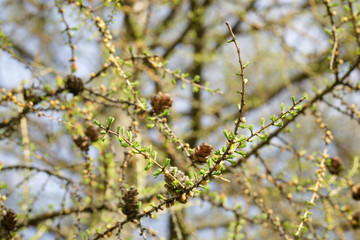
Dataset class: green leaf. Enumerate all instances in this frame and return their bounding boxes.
[238,135,246,142]
[238,142,246,148]
[280,102,285,112]
[132,141,140,148]
[306,200,316,207]
[324,28,331,35]
[248,125,254,135]
[227,132,235,140]
[183,72,190,77]
[275,119,283,128]
[162,109,170,116]
[181,82,185,89]
[186,180,193,186]
[223,130,229,139]
[44,84,51,91]
[258,133,267,141]
[153,169,162,178]
[228,160,237,165]
[236,151,247,157]
[127,131,132,142]
[290,110,298,116]
[120,142,129,148]
[343,5,350,11]
[93,120,100,126]
[207,158,211,168]
[144,160,154,171]
[294,105,303,111]
[152,151,158,160]
[108,116,115,127]
[146,123,155,128]
[157,194,166,200]
[193,75,200,83]
[172,179,179,188]
[173,167,178,176]
[164,158,171,168]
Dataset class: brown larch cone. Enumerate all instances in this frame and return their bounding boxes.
[164,167,189,194]
[65,75,84,95]
[0,209,17,233]
[85,125,99,142]
[326,156,343,175]
[73,135,91,151]
[352,211,360,229]
[150,92,173,114]
[351,183,360,201]
[121,186,139,219]
[192,142,213,164]
[164,167,190,203]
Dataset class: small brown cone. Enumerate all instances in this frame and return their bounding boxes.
[85,125,99,142]
[164,167,189,194]
[192,143,213,164]
[164,167,190,203]
[66,75,84,95]
[352,183,360,201]
[73,135,91,151]
[0,208,17,238]
[326,156,343,175]
[352,211,360,229]
[150,92,173,114]
[121,187,139,219]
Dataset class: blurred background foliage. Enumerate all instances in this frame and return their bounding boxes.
[0,0,360,239]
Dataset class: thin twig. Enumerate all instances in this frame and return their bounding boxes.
[225,21,246,136]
